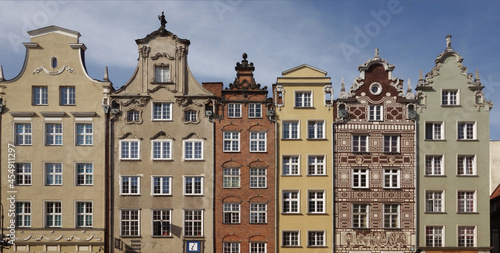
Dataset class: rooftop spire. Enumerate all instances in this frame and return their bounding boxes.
[0,66,4,81]
[407,78,412,93]
[104,66,109,82]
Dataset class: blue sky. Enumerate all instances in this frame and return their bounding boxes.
[1,0,499,139]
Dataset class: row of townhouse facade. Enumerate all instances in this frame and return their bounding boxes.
[0,16,492,253]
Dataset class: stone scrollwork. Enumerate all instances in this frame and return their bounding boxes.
[33,65,75,75]
[139,46,150,58]
[342,231,408,249]
[17,234,103,242]
[151,52,174,60]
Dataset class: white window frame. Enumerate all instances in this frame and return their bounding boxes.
[120,176,141,195]
[307,120,325,139]
[383,169,400,189]
[15,123,32,145]
[248,103,262,118]
[442,89,459,105]
[352,168,369,189]
[383,204,399,228]
[184,209,203,237]
[425,122,445,140]
[151,176,172,196]
[308,190,325,214]
[352,204,369,228]
[119,140,140,160]
[183,140,204,160]
[282,190,300,214]
[223,168,240,188]
[152,209,171,237]
[75,201,93,228]
[352,135,368,152]
[457,191,476,213]
[282,231,300,247]
[457,155,476,176]
[45,163,63,186]
[369,105,383,121]
[425,155,444,176]
[458,226,476,247]
[282,121,300,139]
[282,156,300,176]
[223,203,240,224]
[426,226,444,247]
[250,131,267,152]
[228,103,242,118]
[45,122,63,146]
[307,155,325,175]
[60,86,75,105]
[458,122,476,140]
[120,209,140,237]
[155,66,170,83]
[295,91,312,108]
[250,203,267,224]
[152,102,172,121]
[151,140,172,160]
[15,163,32,186]
[250,168,267,188]
[223,131,240,152]
[383,135,400,153]
[15,201,31,227]
[45,201,62,228]
[426,190,444,213]
[127,110,140,122]
[75,163,93,186]
[184,110,197,122]
[184,176,204,196]
[307,230,325,247]
[33,86,48,105]
[250,242,266,253]
[75,123,93,146]
[223,242,240,253]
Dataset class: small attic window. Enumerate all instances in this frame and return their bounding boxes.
[51,57,57,68]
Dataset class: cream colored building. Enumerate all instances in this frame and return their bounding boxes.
[274,65,334,252]
[109,19,215,252]
[0,26,112,252]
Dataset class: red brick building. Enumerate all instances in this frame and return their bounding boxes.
[203,54,276,253]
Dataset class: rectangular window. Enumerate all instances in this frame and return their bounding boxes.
[282,231,300,246]
[46,163,62,185]
[458,122,476,140]
[352,168,368,188]
[184,140,203,160]
[223,203,240,224]
[282,121,299,139]
[152,209,171,237]
[15,123,32,145]
[46,201,62,227]
[127,110,140,122]
[76,163,93,186]
[76,123,93,145]
[282,191,299,213]
[295,91,312,107]
[153,102,172,120]
[248,103,262,118]
[16,202,31,227]
[352,204,368,228]
[223,243,240,253]
[120,140,140,160]
[308,231,325,247]
[228,103,242,118]
[76,202,93,228]
[184,176,203,195]
[250,243,266,253]
[223,131,240,152]
[425,155,443,175]
[250,203,267,224]
[60,86,75,105]
[33,86,48,105]
[426,226,443,247]
[250,168,266,188]
[250,132,266,152]
[307,120,324,139]
[16,163,32,186]
[308,155,325,175]
[308,191,325,214]
[184,110,197,122]
[121,176,140,195]
[457,155,476,175]
[383,169,400,188]
[152,140,171,160]
[425,122,444,140]
[155,66,170,82]
[442,90,458,105]
[426,191,444,213]
[352,135,368,152]
[283,156,300,175]
[152,176,171,195]
[383,204,399,228]
[223,168,240,188]
[369,105,383,121]
[458,191,475,213]
[45,123,63,146]
[121,209,140,236]
[458,226,475,247]
[383,135,399,153]
[184,210,203,237]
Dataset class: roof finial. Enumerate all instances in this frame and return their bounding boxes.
[475,69,480,81]
[341,77,345,92]
[158,11,167,28]
[0,66,4,81]
[407,78,412,93]
[104,66,109,82]
[446,34,452,50]
[419,69,423,81]
[374,48,380,58]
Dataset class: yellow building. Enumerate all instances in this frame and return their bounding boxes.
[274,64,334,252]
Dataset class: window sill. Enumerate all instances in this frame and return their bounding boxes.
[184,194,205,197]
[222,223,241,225]
[441,105,461,107]
[249,187,268,189]
[223,151,241,153]
[293,106,315,109]
[352,151,370,154]
[281,174,301,177]
[248,117,263,119]
[351,187,370,190]
[383,151,400,154]
[249,222,267,225]
[382,188,402,190]
[383,227,402,230]
[281,245,302,248]
[456,175,478,177]
[120,235,142,238]
[307,246,327,248]
[352,227,370,230]
[60,104,76,106]
[307,212,327,215]
[183,236,205,239]
[281,138,302,141]
[424,212,447,214]
[151,81,175,85]
[281,212,301,215]
[183,159,205,162]
[250,151,268,153]
[424,139,446,141]
[120,159,142,161]
[307,174,327,177]
[152,194,172,197]
[152,119,173,122]
[306,138,327,141]
[152,159,174,161]
[457,139,479,141]
[424,175,446,177]
[457,212,479,214]
[228,117,243,119]
[151,235,173,238]
[222,187,241,189]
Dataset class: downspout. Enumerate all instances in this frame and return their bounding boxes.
[273,114,278,253]
[211,100,216,253]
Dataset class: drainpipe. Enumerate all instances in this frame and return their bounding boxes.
[274,116,279,253]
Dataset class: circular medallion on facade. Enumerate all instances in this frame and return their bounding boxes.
[373,173,379,179]
[387,156,395,164]
[369,82,382,95]
[355,156,364,164]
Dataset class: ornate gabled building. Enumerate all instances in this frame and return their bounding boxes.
[415,35,492,253]
[0,25,112,252]
[109,14,215,253]
[273,64,335,252]
[203,53,276,253]
[333,50,417,253]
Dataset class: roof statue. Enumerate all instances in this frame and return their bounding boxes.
[158,11,167,28]
[446,34,452,52]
